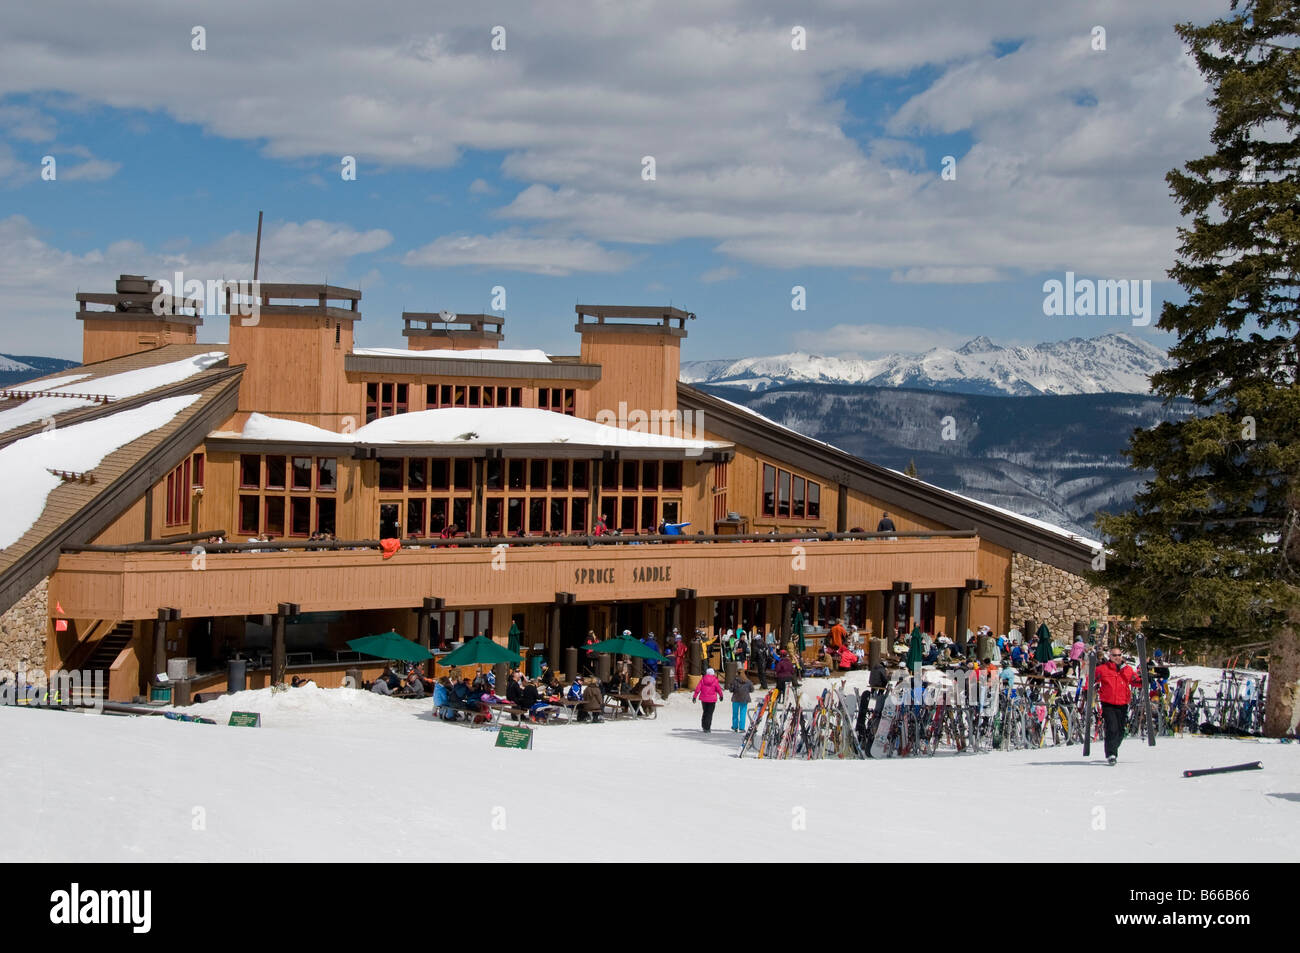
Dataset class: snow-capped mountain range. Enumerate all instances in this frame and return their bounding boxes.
[680,332,1170,396]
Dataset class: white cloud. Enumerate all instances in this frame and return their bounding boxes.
[0,216,392,357]
[793,322,969,357]
[468,178,496,195]
[58,157,120,181]
[0,1,1229,280]
[402,232,634,276]
[891,266,1004,284]
[700,266,738,283]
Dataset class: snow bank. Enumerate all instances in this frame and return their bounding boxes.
[0,395,201,549]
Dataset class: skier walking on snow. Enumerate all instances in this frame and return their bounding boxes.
[1094,647,1142,765]
[729,669,753,732]
[693,667,724,733]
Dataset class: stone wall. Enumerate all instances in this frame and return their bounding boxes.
[1010,554,1108,641]
[0,577,48,670]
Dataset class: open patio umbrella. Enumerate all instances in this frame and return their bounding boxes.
[586,634,667,662]
[1035,623,1055,662]
[347,629,434,663]
[438,635,522,668]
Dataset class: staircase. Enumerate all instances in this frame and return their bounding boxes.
[82,622,134,674]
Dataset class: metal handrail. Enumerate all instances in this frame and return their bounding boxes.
[61,529,977,554]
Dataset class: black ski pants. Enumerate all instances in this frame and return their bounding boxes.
[700,701,716,732]
[1102,702,1127,758]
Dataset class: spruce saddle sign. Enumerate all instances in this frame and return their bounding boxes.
[228,711,261,727]
[573,564,672,586]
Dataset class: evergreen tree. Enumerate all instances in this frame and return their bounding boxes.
[1094,0,1300,736]
[904,458,919,479]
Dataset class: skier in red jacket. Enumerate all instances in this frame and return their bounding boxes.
[1095,647,1142,765]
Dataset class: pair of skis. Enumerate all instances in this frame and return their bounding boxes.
[1082,635,1157,760]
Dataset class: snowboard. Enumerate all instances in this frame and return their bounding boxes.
[869,686,900,758]
[1136,633,1156,747]
[1082,649,1098,757]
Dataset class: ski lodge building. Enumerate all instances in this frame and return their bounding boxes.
[0,277,1108,700]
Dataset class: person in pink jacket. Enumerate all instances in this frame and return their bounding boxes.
[693,667,724,733]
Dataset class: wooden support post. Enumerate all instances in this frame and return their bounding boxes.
[152,608,169,684]
[415,597,441,676]
[273,602,299,686]
[549,605,562,673]
[955,587,971,648]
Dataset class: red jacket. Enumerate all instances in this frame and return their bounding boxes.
[1095,661,1141,706]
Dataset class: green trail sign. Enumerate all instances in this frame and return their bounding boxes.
[228,711,261,727]
[495,725,534,749]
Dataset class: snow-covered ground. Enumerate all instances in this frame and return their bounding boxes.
[2,669,1295,862]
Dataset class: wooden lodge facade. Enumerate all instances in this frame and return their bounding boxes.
[0,278,1108,701]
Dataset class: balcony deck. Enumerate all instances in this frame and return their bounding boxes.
[50,534,981,619]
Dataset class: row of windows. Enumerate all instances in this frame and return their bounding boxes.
[240,455,337,492]
[375,494,682,538]
[761,463,821,520]
[374,457,684,494]
[364,383,568,423]
[164,453,205,527]
[426,384,525,411]
[239,495,337,537]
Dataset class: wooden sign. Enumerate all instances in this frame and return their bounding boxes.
[495,725,534,749]
[228,711,261,727]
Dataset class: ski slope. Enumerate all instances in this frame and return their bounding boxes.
[1,670,1295,862]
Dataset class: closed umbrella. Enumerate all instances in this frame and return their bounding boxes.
[1035,623,1055,662]
[793,609,806,653]
[907,624,925,669]
[507,621,521,655]
[347,629,434,663]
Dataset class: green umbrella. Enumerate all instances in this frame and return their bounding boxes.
[507,621,521,655]
[347,629,434,663]
[907,624,925,669]
[1035,623,1055,662]
[793,609,806,653]
[586,634,666,662]
[438,635,522,668]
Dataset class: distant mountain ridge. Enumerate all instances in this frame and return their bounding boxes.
[0,354,80,388]
[701,381,1196,539]
[681,332,1170,396]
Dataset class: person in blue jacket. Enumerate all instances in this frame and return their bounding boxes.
[641,633,660,676]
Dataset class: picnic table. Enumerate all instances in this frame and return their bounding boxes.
[609,692,657,719]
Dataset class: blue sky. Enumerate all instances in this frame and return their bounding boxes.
[0,1,1222,362]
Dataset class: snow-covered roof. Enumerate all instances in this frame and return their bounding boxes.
[0,395,202,550]
[352,347,551,363]
[16,374,91,392]
[230,407,731,453]
[0,352,225,436]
